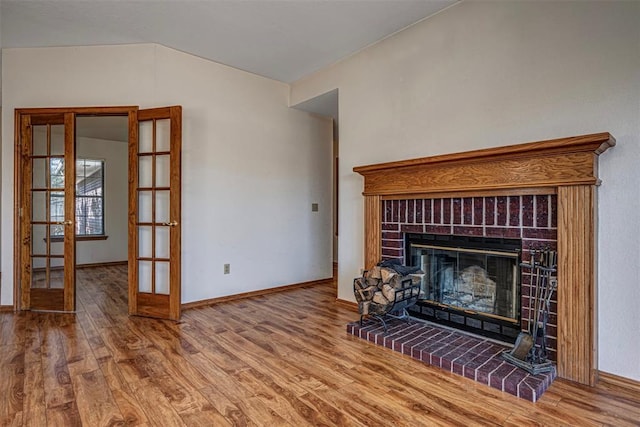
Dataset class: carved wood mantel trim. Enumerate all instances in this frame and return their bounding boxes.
[354,132,615,386]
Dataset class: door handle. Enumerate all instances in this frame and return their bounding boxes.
[55,220,73,226]
[162,221,179,227]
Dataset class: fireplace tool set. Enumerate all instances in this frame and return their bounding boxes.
[503,248,557,375]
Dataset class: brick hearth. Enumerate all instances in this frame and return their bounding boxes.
[347,318,556,402]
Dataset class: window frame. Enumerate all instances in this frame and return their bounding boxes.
[49,158,106,240]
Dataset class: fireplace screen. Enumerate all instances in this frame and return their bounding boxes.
[408,238,520,322]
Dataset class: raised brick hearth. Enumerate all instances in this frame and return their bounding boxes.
[381,194,559,360]
[347,318,556,402]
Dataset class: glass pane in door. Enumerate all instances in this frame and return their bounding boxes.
[155,262,170,295]
[155,119,170,152]
[28,123,68,296]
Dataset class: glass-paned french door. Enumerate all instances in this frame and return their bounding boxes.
[129,106,182,320]
[20,113,76,311]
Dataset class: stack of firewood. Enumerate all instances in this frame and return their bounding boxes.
[353,265,421,316]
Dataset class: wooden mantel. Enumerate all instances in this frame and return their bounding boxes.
[354,132,615,386]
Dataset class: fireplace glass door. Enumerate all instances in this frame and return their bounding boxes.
[409,244,519,322]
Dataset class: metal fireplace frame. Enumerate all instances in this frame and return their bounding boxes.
[404,233,522,343]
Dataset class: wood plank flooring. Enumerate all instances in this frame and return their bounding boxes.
[1,265,639,426]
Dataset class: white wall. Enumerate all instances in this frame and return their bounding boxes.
[1,44,333,305]
[291,1,640,381]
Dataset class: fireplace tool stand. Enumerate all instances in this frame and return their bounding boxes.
[503,249,557,375]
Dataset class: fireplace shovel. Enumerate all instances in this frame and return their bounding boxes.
[510,327,534,360]
[507,251,539,360]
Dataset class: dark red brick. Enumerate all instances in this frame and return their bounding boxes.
[496,196,508,226]
[384,200,393,222]
[463,365,478,380]
[399,200,407,223]
[442,198,452,224]
[463,197,474,225]
[518,383,534,401]
[382,239,402,248]
[535,195,549,228]
[453,226,484,236]
[426,225,452,235]
[485,197,496,225]
[522,195,534,227]
[415,199,423,223]
[489,363,518,390]
[391,200,399,222]
[485,227,521,238]
[522,229,557,240]
[473,197,484,225]
[452,361,465,375]
[382,248,402,257]
[382,223,399,231]
[475,359,504,385]
[509,196,521,227]
[382,231,402,240]
[433,199,442,224]
[503,369,529,396]
[424,199,433,224]
[521,376,544,397]
[550,194,558,228]
[407,200,415,224]
[401,224,424,233]
[453,198,462,224]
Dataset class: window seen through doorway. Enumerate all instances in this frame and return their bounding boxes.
[50,159,105,237]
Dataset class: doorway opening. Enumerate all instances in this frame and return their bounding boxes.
[14,106,182,320]
[290,89,339,286]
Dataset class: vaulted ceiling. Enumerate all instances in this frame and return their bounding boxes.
[1,0,457,83]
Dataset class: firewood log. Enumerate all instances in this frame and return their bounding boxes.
[366,277,381,288]
[380,268,396,284]
[372,291,389,306]
[369,266,382,279]
[382,284,395,302]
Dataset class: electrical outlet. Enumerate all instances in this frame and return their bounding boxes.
[224,264,230,274]
[311,203,319,212]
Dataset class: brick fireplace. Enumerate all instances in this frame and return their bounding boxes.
[381,194,559,359]
[354,132,615,386]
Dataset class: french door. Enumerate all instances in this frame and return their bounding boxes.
[16,106,182,319]
[129,107,182,320]
[19,113,76,311]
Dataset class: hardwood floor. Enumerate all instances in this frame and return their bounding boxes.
[1,265,639,426]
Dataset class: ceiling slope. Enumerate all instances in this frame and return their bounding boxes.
[1,0,457,83]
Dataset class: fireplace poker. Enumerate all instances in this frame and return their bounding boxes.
[529,250,557,364]
[530,250,544,362]
[536,251,557,361]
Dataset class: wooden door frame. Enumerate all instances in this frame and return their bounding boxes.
[13,106,138,311]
